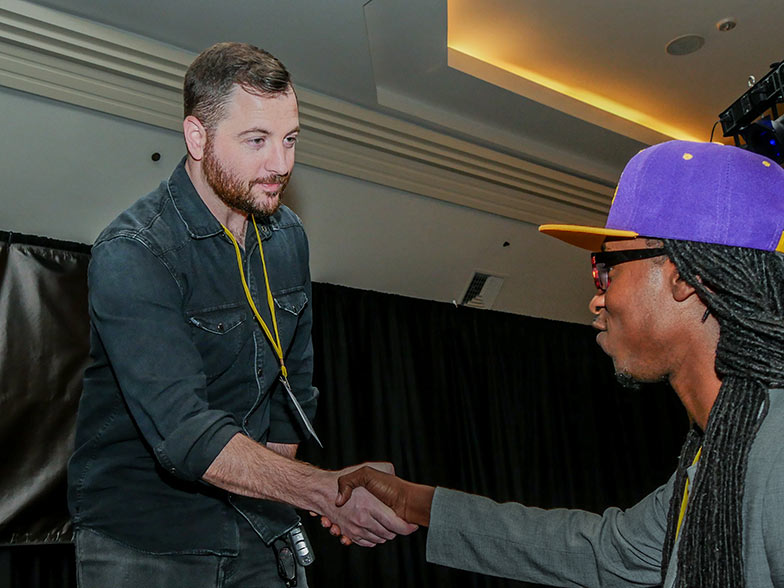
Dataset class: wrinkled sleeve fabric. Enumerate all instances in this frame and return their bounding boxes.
[426,477,674,587]
[734,389,784,587]
[89,236,242,481]
[268,229,318,444]
[762,460,784,587]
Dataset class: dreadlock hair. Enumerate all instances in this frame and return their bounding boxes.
[658,238,784,587]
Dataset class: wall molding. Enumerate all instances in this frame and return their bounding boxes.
[0,0,613,226]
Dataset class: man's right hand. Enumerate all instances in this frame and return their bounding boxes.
[335,466,435,527]
[317,463,418,547]
[203,435,417,547]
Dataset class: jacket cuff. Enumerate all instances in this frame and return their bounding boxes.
[154,411,242,481]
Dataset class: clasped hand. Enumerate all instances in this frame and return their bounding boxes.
[312,462,418,547]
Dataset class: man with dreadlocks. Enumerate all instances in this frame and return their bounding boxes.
[333,140,784,587]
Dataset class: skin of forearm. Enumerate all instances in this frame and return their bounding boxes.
[401,482,435,527]
[267,442,298,459]
[203,433,332,514]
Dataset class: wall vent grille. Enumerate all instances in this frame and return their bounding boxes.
[461,272,504,309]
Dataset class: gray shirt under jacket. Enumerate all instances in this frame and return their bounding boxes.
[68,157,318,554]
[427,388,784,587]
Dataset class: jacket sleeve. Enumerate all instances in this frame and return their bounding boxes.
[760,420,784,587]
[426,476,675,587]
[88,236,242,481]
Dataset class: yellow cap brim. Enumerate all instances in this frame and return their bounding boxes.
[538,224,639,251]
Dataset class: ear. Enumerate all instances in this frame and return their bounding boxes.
[183,115,207,160]
[668,263,697,303]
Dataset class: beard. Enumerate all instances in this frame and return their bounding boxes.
[614,370,643,391]
[613,366,668,391]
[203,135,290,218]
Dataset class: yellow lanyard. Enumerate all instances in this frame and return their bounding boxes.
[675,446,702,541]
[222,216,288,379]
[222,216,323,447]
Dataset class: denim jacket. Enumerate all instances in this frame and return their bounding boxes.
[68,157,318,554]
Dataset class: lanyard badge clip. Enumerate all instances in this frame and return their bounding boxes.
[280,374,323,448]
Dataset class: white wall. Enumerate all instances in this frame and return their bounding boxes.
[0,86,596,324]
[0,87,185,243]
[287,170,595,323]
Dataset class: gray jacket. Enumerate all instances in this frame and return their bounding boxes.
[427,389,784,587]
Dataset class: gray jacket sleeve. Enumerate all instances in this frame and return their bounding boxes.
[426,476,675,587]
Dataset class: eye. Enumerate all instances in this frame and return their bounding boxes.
[246,137,265,147]
[284,135,298,147]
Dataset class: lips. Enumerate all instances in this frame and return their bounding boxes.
[592,315,607,332]
[251,175,288,196]
[592,315,608,349]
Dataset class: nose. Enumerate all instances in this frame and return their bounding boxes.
[589,290,605,315]
[263,142,290,176]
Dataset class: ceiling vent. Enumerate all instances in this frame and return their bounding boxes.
[460,272,505,309]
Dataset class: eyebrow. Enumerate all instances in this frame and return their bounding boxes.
[237,126,300,138]
[237,128,268,138]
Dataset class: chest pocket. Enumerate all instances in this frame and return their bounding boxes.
[189,305,249,380]
[272,287,308,352]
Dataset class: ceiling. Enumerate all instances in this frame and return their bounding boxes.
[23,0,783,185]
[448,0,783,144]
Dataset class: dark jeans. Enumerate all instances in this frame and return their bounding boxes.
[75,519,308,588]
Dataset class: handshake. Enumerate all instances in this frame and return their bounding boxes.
[314,463,435,547]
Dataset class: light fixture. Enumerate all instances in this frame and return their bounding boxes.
[719,60,784,164]
[738,116,784,163]
[716,17,737,32]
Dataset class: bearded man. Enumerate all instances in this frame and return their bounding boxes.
[337,140,784,587]
[68,42,415,588]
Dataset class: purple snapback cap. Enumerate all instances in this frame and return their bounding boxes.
[540,140,784,252]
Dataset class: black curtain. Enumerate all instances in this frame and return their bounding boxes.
[0,234,688,587]
[298,283,686,587]
[0,232,89,586]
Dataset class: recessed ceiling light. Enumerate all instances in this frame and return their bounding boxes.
[665,34,705,56]
[716,17,737,32]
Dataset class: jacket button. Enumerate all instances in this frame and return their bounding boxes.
[257,368,263,377]
[217,323,224,331]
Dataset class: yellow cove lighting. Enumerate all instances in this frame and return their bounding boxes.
[448,43,704,143]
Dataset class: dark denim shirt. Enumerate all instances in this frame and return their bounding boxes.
[67,157,318,554]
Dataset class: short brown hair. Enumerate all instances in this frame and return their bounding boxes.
[183,42,291,129]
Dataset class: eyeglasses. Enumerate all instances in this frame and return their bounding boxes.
[591,248,666,291]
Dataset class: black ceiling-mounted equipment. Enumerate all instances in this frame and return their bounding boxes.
[719,60,784,164]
